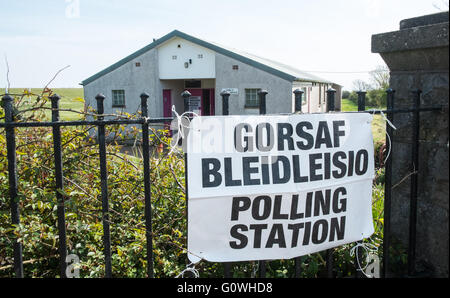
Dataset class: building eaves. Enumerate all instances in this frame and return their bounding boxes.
[81,30,334,86]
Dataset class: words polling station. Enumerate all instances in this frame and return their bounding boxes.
[185,114,375,263]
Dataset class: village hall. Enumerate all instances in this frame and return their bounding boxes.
[81,30,342,118]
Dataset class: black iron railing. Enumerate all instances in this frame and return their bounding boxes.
[1,93,172,278]
[0,88,443,278]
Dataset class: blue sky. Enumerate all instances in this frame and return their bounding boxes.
[0,0,447,90]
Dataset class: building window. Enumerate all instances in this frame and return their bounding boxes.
[172,55,177,60]
[135,62,141,67]
[232,65,239,70]
[245,88,261,108]
[198,54,203,59]
[112,90,125,107]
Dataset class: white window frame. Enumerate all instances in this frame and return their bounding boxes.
[245,88,261,108]
[112,90,125,107]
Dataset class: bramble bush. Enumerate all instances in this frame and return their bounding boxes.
[0,90,393,278]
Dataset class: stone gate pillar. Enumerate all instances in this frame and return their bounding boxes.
[372,11,449,277]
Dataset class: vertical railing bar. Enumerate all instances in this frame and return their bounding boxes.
[357,91,367,112]
[140,93,154,278]
[182,90,191,115]
[355,91,366,278]
[184,151,189,267]
[293,89,304,278]
[180,90,191,148]
[181,91,191,273]
[326,249,333,277]
[258,89,268,116]
[50,94,68,278]
[325,88,336,278]
[257,90,268,278]
[294,257,302,278]
[294,89,304,114]
[408,89,421,276]
[383,88,395,278]
[221,90,230,117]
[258,261,267,278]
[327,87,336,112]
[223,264,232,278]
[220,90,232,278]
[2,94,24,278]
[95,93,112,278]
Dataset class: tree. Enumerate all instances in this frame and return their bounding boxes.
[367,89,387,107]
[342,90,351,99]
[352,79,372,92]
[369,65,390,90]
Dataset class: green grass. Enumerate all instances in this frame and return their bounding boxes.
[7,88,84,121]
[4,91,387,144]
[341,99,386,144]
[341,98,358,112]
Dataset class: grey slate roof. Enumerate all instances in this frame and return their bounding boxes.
[81,30,334,86]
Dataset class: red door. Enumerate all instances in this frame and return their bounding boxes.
[163,89,172,117]
[186,88,215,116]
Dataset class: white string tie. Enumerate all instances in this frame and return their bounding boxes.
[169,105,199,155]
[378,110,397,131]
[367,109,397,164]
[176,263,200,278]
[349,241,379,278]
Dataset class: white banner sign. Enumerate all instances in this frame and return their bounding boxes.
[185,113,375,263]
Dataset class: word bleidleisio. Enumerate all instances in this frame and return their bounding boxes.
[201,120,369,188]
[202,150,369,188]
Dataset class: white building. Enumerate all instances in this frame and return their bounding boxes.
[81,30,341,118]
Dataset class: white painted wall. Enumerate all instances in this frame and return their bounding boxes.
[215,53,293,115]
[301,83,331,113]
[84,47,161,119]
[307,86,318,113]
[158,37,215,80]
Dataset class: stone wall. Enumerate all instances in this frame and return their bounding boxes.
[372,11,449,277]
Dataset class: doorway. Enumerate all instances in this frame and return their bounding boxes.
[163,89,172,117]
[186,88,215,116]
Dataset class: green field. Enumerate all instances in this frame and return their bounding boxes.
[6,88,84,121]
[341,99,386,144]
[4,90,386,144]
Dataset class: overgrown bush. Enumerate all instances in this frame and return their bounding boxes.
[342,91,351,99]
[0,90,391,278]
